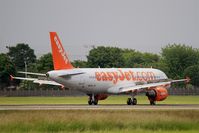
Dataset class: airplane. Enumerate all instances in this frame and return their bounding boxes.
[11,32,190,105]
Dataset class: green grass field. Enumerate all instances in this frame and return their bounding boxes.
[0,110,198,133]
[0,96,199,133]
[0,95,198,105]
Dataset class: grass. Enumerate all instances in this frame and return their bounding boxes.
[0,110,198,133]
[0,96,199,132]
[0,95,199,105]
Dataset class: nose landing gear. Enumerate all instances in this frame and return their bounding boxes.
[88,94,98,105]
[127,98,137,105]
[127,90,137,105]
[150,100,156,105]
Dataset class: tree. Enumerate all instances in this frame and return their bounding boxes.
[150,60,170,77]
[142,53,160,64]
[72,60,88,68]
[36,53,53,73]
[161,44,199,79]
[122,49,144,67]
[87,46,125,68]
[122,49,160,68]
[184,65,199,87]
[0,53,16,89]
[7,43,36,71]
[18,53,54,90]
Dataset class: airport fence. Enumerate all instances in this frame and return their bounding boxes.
[167,87,199,95]
[0,87,198,96]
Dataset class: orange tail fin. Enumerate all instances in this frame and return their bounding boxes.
[49,32,74,70]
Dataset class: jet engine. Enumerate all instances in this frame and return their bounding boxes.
[146,86,168,102]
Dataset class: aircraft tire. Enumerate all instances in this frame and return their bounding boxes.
[127,98,131,105]
[88,99,98,105]
[88,100,92,105]
[127,98,137,105]
[93,100,98,105]
[150,101,156,105]
[132,98,137,105]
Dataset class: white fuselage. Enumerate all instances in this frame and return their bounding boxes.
[47,68,168,94]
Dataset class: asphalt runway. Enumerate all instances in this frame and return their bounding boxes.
[0,104,199,110]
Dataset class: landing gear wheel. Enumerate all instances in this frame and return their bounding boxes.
[127,98,137,105]
[93,100,98,105]
[150,101,156,105]
[132,98,137,105]
[88,96,98,105]
[88,100,92,105]
[88,100,98,105]
[127,98,132,105]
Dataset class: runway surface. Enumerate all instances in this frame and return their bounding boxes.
[0,104,199,110]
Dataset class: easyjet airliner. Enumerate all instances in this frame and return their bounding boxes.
[12,32,189,105]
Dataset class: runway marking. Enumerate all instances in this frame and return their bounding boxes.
[0,104,199,110]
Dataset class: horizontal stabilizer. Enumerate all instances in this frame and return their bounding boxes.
[11,76,63,87]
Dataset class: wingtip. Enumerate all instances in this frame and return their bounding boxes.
[185,76,191,83]
[10,75,14,81]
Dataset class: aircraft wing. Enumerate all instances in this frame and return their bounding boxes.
[118,81,171,93]
[171,78,190,83]
[118,78,189,93]
[11,76,63,86]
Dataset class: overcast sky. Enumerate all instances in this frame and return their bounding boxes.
[0,0,198,60]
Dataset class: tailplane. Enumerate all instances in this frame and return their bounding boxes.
[49,32,74,70]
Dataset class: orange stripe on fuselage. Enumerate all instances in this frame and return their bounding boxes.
[95,69,156,84]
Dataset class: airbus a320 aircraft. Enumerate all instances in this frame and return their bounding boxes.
[12,32,190,105]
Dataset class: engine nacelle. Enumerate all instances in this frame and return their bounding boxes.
[146,87,168,101]
[95,94,109,100]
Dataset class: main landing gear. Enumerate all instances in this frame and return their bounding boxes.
[88,94,98,105]
[127,91,137,105]
[150,101,156,105]
[127,98,137,105]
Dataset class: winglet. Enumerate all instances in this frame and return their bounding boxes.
[185,76,191,83]
[49,32,74,70]
[10,75,14,81]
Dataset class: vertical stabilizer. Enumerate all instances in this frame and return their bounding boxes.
[49,32,74,70]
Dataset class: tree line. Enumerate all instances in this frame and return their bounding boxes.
[0,43,199,90]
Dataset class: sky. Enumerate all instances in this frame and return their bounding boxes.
[0,0,198,60]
